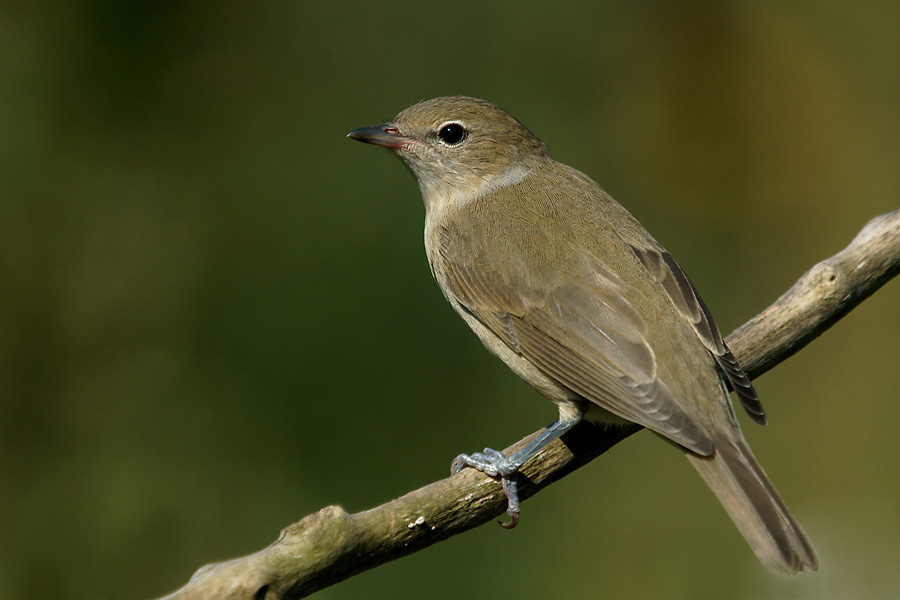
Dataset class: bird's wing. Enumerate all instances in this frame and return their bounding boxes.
[436,233,715,455]
[628,246,765,425]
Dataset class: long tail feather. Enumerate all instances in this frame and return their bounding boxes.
[685,435,818,574]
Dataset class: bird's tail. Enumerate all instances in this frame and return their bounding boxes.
[684,435,818,574]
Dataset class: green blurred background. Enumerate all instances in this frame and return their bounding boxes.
[2,1,899,598]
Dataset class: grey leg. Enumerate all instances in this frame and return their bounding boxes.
[450,414,583,528]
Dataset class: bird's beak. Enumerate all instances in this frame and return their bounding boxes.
[347,125,413,150]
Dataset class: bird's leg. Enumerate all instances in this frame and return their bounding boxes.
[450,413,583,528]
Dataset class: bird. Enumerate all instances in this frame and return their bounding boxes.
[347,96,817,574]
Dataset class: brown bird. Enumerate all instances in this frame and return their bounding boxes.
[348,96,817,574]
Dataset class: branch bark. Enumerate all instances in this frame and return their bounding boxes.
[157,209,900,600]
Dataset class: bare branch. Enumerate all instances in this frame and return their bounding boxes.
[157,209,900,600]
[730,209,900,379]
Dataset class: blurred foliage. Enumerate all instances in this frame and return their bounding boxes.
[2,1,899,598]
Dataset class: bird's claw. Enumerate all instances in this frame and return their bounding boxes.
[500,474,520,528]
[450,448,516,476]
[451,448,522,528]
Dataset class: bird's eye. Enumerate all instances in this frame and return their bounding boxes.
[437,123,467,145]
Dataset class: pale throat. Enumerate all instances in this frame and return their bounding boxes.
[419,163,531,217]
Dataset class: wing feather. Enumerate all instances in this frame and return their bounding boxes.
[629,246,766,425]
[439,252,714,455]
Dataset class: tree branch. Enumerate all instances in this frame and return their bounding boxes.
[157,209,900,600]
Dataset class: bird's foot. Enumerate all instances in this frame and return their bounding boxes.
[451,448,521,528]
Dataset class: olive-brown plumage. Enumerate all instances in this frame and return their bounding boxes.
[348,96,816,573]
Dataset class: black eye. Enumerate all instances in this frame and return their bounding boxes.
[438,123,467,145]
